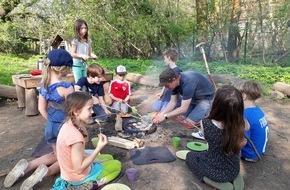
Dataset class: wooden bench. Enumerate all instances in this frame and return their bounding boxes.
[12,73,113,116]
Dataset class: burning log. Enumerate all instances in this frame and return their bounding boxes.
[108,136,144,149]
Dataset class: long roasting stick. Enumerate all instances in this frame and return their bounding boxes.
[100,104,142,120]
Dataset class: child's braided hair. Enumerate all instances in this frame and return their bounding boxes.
[65,91,92,137]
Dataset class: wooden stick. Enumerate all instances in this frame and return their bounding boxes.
[101,104,142,120]
[196,42,217,91]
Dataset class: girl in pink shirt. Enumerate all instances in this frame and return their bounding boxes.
[54,92,121,189]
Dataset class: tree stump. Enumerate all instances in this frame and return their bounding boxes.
[15,85,25,108]
[25,88,39,116]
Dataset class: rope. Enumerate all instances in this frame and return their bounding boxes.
[244,135,262,160]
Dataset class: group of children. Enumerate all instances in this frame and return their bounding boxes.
[4,19,128,190]
[3,18,269,189]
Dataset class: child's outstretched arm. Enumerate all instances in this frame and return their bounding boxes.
[74,84,81,92]
[99,96,111,114]
[124,95,130,102]
[90,52,98,59]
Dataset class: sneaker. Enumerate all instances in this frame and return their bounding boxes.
[20,164,48,190]
[4,159,29,187]
[191,131,205,140]
[241,157,259,163]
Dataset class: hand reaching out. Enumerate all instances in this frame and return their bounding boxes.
[92,96,100,105]
[91,54,98,60]
[80,54,90,61]
[152,112,165,124]
[105,109,111,115]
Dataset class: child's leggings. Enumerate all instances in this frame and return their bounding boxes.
[96,154,122,184]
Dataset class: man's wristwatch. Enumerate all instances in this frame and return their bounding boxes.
[164,114,168,120]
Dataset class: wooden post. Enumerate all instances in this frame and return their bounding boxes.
[103,82,111,105]
[25,88,39,116]
[15,85,25,108]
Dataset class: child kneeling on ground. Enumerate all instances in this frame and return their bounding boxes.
[52,92,121,189]
[74,63,111,123]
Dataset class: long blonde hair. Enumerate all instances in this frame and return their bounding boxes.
[41,58,72,90]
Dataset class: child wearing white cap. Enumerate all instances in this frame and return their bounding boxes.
[108,65,131,114]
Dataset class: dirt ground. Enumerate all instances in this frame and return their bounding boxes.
[0,85,290,190]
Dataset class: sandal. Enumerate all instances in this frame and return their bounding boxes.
[4,159,29,187]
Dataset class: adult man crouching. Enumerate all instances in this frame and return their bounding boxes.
[152,68,215,127]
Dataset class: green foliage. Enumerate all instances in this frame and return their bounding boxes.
[180,61,290,94]
[0,54,38,85]
[88,57,290,95]
[96,58,153,75]
[1,55,290,96]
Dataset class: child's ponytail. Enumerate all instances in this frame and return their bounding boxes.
[41,58,51,90]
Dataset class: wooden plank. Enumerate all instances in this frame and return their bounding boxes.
[108,136,144,149]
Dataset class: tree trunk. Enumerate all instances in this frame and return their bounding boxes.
[196,0,207,38]
[195,0,210,60]
[0,85,17,99]
[227,0,242,62]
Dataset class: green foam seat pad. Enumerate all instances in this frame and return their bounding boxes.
[203,171,244,190]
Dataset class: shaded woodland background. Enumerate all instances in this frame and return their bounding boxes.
[0,0,289,65]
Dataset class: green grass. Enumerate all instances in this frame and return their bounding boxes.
[0,54,39,85]
[1,54,290,95]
